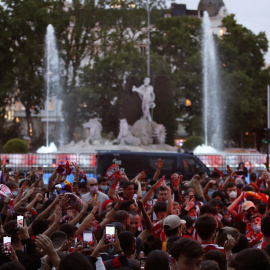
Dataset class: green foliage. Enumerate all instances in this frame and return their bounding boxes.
[182,136,203,151]
[3,139,29,154]
[151,16,203,135]
[218,15,270,148]
[0,119,21,146]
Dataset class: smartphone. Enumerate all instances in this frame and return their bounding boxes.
[140,258,146,270]
[105,225,116,244]
[17,215,24,228]
[83,231,93,248]
[120,168,125,174]
[3,236,11,255]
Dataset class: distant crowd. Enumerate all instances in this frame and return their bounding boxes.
[1,160,270,270]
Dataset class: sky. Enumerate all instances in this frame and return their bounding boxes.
[166,0,270,63]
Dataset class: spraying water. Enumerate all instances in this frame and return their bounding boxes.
[37,24,64,153]
[202,12,223,150]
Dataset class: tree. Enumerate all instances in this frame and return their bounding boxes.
[218,15,270,149]
[0,0,54,139]
[151,16,203,136]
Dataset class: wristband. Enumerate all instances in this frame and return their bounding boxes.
[90,211,95,215]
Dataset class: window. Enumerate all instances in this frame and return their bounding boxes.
[49,100,54,111]
[182,157,201,174]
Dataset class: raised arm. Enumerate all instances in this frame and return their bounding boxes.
[152,159,163,183]
[77,198,99,235]
[137,200,153,242]
[203,180,217,202]
[227,192,245,218]
[142,176,165,206]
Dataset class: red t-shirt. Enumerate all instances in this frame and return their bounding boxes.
[201,243,225,255]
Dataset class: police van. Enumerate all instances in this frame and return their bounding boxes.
[95,151,210,180]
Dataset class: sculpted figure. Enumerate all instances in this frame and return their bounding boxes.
[132,77,155,122]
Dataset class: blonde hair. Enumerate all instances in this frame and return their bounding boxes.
[189,179,204,198]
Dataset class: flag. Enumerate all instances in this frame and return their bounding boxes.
[244,191,269,204]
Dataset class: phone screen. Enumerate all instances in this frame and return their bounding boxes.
[105,226,116,244]
[3,236,11,254]
[17,215,24,228]
[120,168,125,174]
[83,231,93,248]
[140,258,146,270]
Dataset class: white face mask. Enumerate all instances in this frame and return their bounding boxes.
[252,224,261,234]
[229,191,237,199]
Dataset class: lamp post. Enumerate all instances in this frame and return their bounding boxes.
[144,0,156,78]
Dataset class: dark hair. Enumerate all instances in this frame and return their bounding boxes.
[242,186,253,192]
[205,250,226,270]
[119,200,135,212]
[226,182,236,189]
[118,231,135,255]
[59,253,94,270]
[153,202,167,215]
[59,224,78,238]
[4,220,19,243]
[170,238,204,260]
[212,191,226,204]
[164,225,180,238]
[201,260,220,270]
[229,248,270,270]
[129,210,139,217]
[212,172,220,178]
[50,231,67,249]
[200,204,218,216]
[0,262,25,270]
[166,236,181,254]
[98,177,107,184]
[159,186,167,192]
[209,199,224,210]
[78,182,87,189]
[195,215,216,241]
[250,172,257,182]
[262,215,270,237]
[142,235,162,256]
[231,234,249,254]
[99,210,109,223]
[233,221,246,235]
[181,215,193,229]
[122,181,134,189]
[114,210,130,224]
[145,250,170,270]
[32,219,50,236]
[264,243,270,258]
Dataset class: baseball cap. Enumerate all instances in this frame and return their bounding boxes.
[163,215,186,230]
[243,201,256,211]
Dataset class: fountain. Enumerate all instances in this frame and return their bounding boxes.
[201,11,223,151]
[37,24,64,153]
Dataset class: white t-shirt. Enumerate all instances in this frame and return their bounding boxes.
[82,191,109,213]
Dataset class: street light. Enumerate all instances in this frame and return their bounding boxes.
[143,0,157,77]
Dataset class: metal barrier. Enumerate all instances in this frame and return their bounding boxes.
[0,153,267,175]
[196,154,267,173]
[0,153,96,173]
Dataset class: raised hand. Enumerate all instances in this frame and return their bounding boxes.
[153,175,165,189]
[155,158,164,169]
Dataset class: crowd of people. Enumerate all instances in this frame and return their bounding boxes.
[1,159,270,270]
